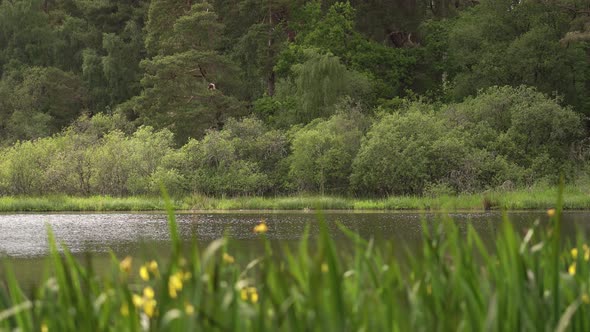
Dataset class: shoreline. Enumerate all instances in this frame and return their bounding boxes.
[0,187,589,212]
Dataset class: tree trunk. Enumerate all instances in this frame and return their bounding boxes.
[267,71,276,97]
[267,0,275,96]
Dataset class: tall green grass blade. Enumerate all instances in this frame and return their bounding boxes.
[1,262,32,331]
[161,185,181,257]
[552,179,565,325]
[1,192,589,331]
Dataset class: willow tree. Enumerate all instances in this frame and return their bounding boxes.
[276,49,371,124]
[275,2,413,103]
[126,0,244,144]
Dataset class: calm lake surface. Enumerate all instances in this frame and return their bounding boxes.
[2,211,590,284]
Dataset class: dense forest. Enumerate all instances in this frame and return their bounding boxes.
[0,0,589,197]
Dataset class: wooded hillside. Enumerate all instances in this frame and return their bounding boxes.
[1,0,589,196]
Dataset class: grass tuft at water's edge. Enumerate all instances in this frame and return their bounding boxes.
[1,185,590,212]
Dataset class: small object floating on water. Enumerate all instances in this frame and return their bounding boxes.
[254,219,268,234]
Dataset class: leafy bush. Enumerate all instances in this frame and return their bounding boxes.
[351,108,468,195]
[289,108,368,194]
[126,126,175,194]
[0,138,58,195]
[91,130,133,196]
[171,118,286,196]
[446,86,585,184]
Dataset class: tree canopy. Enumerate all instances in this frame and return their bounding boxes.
[0,0,589,196]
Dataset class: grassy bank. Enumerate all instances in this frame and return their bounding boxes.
[1,192,590,331]
[0,196,168,212]
[1,185,590,212]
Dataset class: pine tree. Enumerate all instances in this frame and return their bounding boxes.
[128,0,244,144]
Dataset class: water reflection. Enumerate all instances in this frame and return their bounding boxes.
[1,211,589,287]
[1,211,589,258]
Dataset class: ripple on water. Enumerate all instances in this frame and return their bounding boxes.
[0,211,589,258]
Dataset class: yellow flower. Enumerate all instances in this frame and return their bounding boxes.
[223,253,235,264]
[143,287,155,300]
[185,302,195,315]
[131,288,158,317]
[241,287,259,304]
[240,288,249,301]
[568,262,576,276]
[547,208,556,217]
[41,323,49,332]
[254,220,268,234]
[584,244,590,261]
[132,294,144,307]
[139,265,149,281]
[250,290,259,304]
[148,260,159,273]
[119,256,132,273]
[582,294,590,304]
[120,304,129,317]
[168,273,183,298]
[143,299,157,318]
[571,248,579,259]
[321,263,329,273]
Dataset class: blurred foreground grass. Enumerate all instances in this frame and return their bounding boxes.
[1,188,590,331]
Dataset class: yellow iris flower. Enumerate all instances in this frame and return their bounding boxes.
[223,253,235,264]
[139,266,149,281]
[240,287,259,304]
[119,256,132,273]
[143,287,155,299]
[169,273,183,298]
[148,260,159,273]
[143,299,157,318]
[185,302,195,315]
[120,304,130,317]
[130,287,158,318]
[568,263,576,276]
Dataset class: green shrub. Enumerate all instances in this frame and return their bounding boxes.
[289,108,367,194]
[0,138,58,195]
[91,130,133,196]
[176,123,277,196]
[126,126,175,195]
[447,86,584,183]
[351,108,468,195]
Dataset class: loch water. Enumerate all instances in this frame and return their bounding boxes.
[2,211,590,285]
